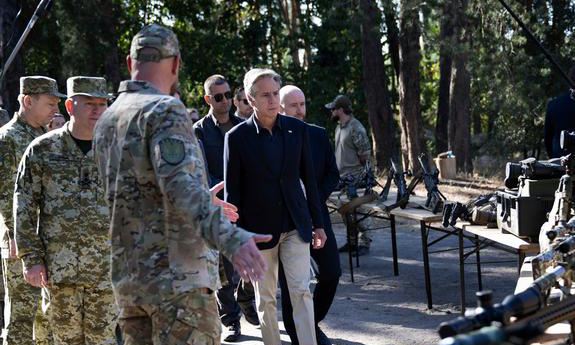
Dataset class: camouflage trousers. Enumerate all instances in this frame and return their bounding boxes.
[44,284,117,345]
[343,215,373,248]
[118,288,221,345]
[2,258,52,345]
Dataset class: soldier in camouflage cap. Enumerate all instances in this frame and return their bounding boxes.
[0,76,61,345]
[15,76,116,345]
[326,94,374,256]
[94,24,271,345]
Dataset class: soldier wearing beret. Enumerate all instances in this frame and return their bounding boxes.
[93,24,271,345]
[0,76,62,345]
[14,76,116,345]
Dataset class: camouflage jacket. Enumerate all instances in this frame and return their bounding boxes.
[14,125,110,287]
[335,116,372,177]
[0,108,10,128]
[0,113,45,257]
[93,80,255,306]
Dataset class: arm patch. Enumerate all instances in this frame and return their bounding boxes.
[159,138,186,165]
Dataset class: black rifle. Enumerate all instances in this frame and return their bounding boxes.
[417,154,446,214]
[438,265,568,339]
[380,159,411,207]
[439,293,575,345]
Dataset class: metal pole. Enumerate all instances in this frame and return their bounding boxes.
[497,0,575,89]
[0,0,53,89]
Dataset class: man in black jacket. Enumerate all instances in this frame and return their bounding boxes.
[193,75,258,342]
[544,66,575,158]
[224,68,326,345]
[278,85,341,345]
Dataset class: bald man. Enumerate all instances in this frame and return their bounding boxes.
[279,85,341,345]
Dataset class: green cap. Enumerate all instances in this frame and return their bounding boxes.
[325,94,352,112]
[130,24,180,62]
[67,76,111,99]
[20,76,66,98]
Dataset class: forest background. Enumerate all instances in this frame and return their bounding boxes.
[1,0,573,176]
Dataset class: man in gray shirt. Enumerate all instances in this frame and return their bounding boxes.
[326,94,372,256]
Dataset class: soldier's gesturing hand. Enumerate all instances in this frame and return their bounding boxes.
[23,264,48,287]
[232,235,272,282]
[210,181,239,223]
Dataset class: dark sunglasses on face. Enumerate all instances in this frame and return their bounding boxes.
[238,98,249,106]
[212,91,233,102]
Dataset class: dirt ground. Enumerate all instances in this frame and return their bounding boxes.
[223,179,522,345]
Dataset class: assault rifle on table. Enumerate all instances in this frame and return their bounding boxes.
[439,292,575,345]
[438,262,574,342]
[379,159,419,210]
[441,194,497,228]
[338,160,379,200]
[416,154,446,214]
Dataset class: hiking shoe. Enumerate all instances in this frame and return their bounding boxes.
[338,242,358,253]
[357,245,370,256]
[223,321,241,342]
[243,310,260,326]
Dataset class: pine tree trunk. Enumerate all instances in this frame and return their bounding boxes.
[435,0,455,154]
[398,0,425,172]
[359,0,396,171]
[448,0,473,173]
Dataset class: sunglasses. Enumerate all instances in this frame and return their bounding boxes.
[211,91,233,102]
[238,98,249,106]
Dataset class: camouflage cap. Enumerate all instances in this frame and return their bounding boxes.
[20,76,66,98]
[325,94,352,112]
[130,24,180,62]
[67,76,112,99]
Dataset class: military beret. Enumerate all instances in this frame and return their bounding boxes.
[130,24,180,62]
[20,76,66,98]
[67,76,111,99]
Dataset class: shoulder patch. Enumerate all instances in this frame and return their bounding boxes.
[159,138,185,165]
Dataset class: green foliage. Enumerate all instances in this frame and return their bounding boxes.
[8,0,575,166]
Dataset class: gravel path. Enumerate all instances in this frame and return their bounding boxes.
[223,212,520,345]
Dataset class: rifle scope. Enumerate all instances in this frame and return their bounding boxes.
[438,266,564,338]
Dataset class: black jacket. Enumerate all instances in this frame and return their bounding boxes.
[193,113,243,186]
[224,115,324,249]
[544,92,575,158]
[307,124,339,229]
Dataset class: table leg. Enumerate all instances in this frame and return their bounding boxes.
[518,251,525,274]
[390,215,399,276]
[458,227,466,315]
[420,220,433,309]
[345,213,354,283]
[354,210,360,268]
[475,234,482,291]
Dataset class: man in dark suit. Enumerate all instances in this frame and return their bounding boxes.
[544,66,575,158]
[224,68,326,345]
[193,74,258,342]
[278,85,341,345]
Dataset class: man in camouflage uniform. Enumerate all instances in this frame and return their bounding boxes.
[93,24,270,345]
[14,76,116,345]
[325,94,373,256]
[0,76,61,345]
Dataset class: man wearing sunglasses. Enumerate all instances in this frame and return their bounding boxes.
[193,75,258,342]
[233,87,253,120]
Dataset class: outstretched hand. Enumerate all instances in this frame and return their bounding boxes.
[232,234,272,282]
[210,182,239,222]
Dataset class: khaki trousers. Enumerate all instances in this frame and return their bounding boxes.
[255,230,316,345]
